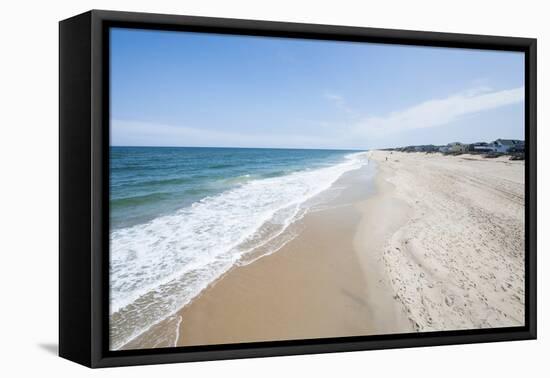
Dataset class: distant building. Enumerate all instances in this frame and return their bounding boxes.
[393,139,524,155]
[470,142,493,153]
[447,142,468,153]
[488,139,524,153]
[511,141,525,153]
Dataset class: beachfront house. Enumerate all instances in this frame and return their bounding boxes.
[511,141,525,153]
[447,142,468,153]
[470,142,493,153]
[487,139,524,153]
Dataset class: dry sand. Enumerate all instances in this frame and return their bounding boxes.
[122,151,525,349]
[371,151,525,331]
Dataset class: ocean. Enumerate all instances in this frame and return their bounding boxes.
[109,146,368,349]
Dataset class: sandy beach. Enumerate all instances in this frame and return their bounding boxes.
[122,151,525,349]
[373,151,525,331]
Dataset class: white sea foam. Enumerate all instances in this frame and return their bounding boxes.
[109,152,368,349]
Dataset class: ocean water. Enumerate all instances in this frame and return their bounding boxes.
[109,146,368,349]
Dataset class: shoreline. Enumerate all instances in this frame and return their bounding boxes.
[122,157,413,349]
[119,150,525,349]
[109,150,368,350]
[352,158,413,333]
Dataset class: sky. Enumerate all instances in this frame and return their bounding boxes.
[110,27,525,150]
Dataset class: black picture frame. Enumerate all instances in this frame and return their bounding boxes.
[59,9,537,368]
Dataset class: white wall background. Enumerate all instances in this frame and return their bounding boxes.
[0,0,546,376]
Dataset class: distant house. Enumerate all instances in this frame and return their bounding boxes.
[470,142,493,153]
[509,141,525,153]
[488,139,524,153]
[447,142,468,153]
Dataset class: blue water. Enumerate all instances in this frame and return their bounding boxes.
[109,146,367,349]
[110,147,356,230]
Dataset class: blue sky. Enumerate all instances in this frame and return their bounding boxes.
[110,27,525,150]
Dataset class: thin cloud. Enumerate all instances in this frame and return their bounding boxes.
[352,86,524,136]
[112,86,524,150]
[323,91,358,117]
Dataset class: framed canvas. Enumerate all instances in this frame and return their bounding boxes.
[59,10,537,368]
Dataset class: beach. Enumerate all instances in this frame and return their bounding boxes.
[374,151,525,331]
[120,150,525,349]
